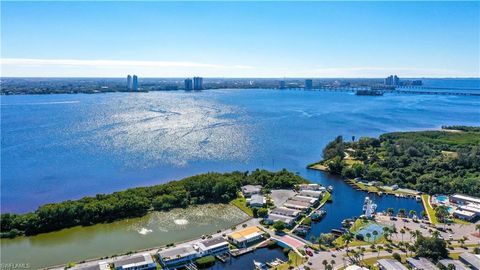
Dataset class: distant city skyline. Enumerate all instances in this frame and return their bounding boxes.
[1,2,479,78]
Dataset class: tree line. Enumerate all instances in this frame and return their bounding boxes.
[319,126,480,197]
[1,169,307,238]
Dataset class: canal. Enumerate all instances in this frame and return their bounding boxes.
[303,169,425,240]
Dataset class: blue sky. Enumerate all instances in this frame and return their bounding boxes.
[1,1,479,77]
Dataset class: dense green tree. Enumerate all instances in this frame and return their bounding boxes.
[414,236,448,262]
[323,136,345,160]
[1,169,307,238]
[327,156,345,174]
[257,208,268,218]
[272,221,286,232]
[318,128,480,197]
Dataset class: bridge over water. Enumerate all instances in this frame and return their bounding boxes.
[270,86,480,96]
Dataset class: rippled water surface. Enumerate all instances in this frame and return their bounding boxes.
[2,88,479,213]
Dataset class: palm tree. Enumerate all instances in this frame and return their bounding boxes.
[421,211,427,220]
[366,233,371,242]
[383,227,391,241]
[413,230,422,241]
[377,245,383,257]
[330,260,336,268]
[322,259,328,269]
[400,228,406,242]
[409,210,417,219]
[387,208,394,216]
[398,208,406,218]
[343,233,354,251]
[408,244,416,257]
[435,205,449,223]
[405,243,411,255]
[432,230,440,238]
[372,230,379,244]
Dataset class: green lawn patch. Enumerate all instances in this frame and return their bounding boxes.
[422,195,439,224]
[320,191,331,205]
[230,197,253,217]
[196,255,216,268]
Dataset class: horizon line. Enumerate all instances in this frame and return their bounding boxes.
[2,76,480,79]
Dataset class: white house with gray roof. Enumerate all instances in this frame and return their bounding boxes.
[459,253,480,270]
[241,185,262,197]
[377,259,408,270]
[113,254,156,270]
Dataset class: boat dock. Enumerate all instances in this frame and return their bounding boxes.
[215,253,230,263]
[229,247,255,257]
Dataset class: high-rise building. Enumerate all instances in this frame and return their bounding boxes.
[132,75,139,90]
[126,75,132,90]
[184,78,193,90]
[385,75,400,86]
[384,75,393,85]
[279,80,286,89]
[193,77,203,90]
[393,75,400,86]
[305,79,313,89]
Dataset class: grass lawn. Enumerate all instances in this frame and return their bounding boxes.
[320,191,332,205]
[308,163,328,171]
[453,218,471,225]
[422,195,472,225]
[333,233,370,248]
[449,252,462,260]
[230,197,253,217]
[337,254,408,270]
[362,254,407,269]
[422,195,439,224]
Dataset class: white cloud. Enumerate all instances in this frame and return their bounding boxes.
[0,58,254,69]
[1,58,477,78]
[298,66,478,78]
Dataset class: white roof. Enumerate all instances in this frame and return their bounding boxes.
[459,204,480,213]
[407,257,439,270]
[120,254,154,269]
[460,253,480,269]
[158,246,197,260]
[346,265,369,270]
[455,209,478,217]
[439,259,469,270]
[268,213,294,224]
[451,194,480,204]
[242,185,262,193]
[250,194,265,205]
[377,259,408,270]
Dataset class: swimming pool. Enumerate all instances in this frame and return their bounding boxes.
[435,195,449,204]
[356,223,385,241]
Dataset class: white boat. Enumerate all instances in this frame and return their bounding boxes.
[254,260,267,270]
[363,196,377,218]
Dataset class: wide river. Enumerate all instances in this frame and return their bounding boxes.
[1,80,479,268]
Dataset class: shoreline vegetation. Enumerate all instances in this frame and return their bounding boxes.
[0,169,307,239]
[308,125,480,198]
